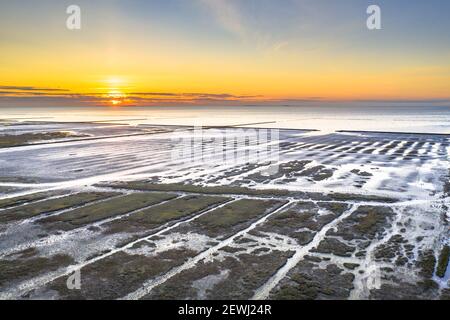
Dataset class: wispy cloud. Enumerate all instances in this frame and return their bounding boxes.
[197,0,290,52]
[129,92,261,99]
[198,0,246,39]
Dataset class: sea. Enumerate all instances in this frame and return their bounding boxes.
[1,105,449,134]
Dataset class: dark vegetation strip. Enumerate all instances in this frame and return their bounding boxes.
[0,191,61,210]
[195,199,283,230]
[104,195,230,235]
[39,192,177,230]
[100,182,399,203]
[0,130,173,149]
[0,132,86,148]
[107,182,289,197]
[0,192,118,224]
[417,250,437,279]
[0,249,74,288]
[437,245,450,278]
[190,199,287,238]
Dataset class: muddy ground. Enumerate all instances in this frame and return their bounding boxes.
[0,121,448,300]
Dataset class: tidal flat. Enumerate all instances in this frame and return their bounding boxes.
[0,120,448,300]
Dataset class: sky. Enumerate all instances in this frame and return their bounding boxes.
[1,0,450,107]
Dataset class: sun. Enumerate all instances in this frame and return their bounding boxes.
[102,76,129,106]
[108,91,125,106]
[107,90,125,98]
[105,77,125,86]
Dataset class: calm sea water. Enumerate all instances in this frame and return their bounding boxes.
[1,105,449,134]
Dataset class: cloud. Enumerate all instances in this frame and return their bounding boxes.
[0,85,69,92]
[198,0,247,39]
[117,92,261,99]
[0,86,264,107]
[197,0,292,52]
[272,41,289,52]
[353,99,450,104]
[127,92,178,96]
[1,85,449,107]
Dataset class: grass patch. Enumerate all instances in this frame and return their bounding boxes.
[104,195,229,234]
[418,250,437,279]
[0,132,85,148]
[356,211,382,234]
[299,165,334,181]
[319,202,349,213]
[273,275,319,300]
[41,192,177,229]
[46,249,196,300]
[314,238,355,257]
[0,192,117,224]
[101,182,291,197]
[0,254,74,287]
[328,193,397,203]
[437,245,450,278]
[256,202,348,245]
[0,191,59,209]
[328,205,394,242]
[344,263,360,270]
[271,262,355,300]
[352,206,393,237]
[147,251,292,300]
[444,170,450,196]
[100,182,398,203]
[126,195,228,225]
[194,199,285,236]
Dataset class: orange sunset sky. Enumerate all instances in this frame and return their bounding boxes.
[1,0,450,107]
